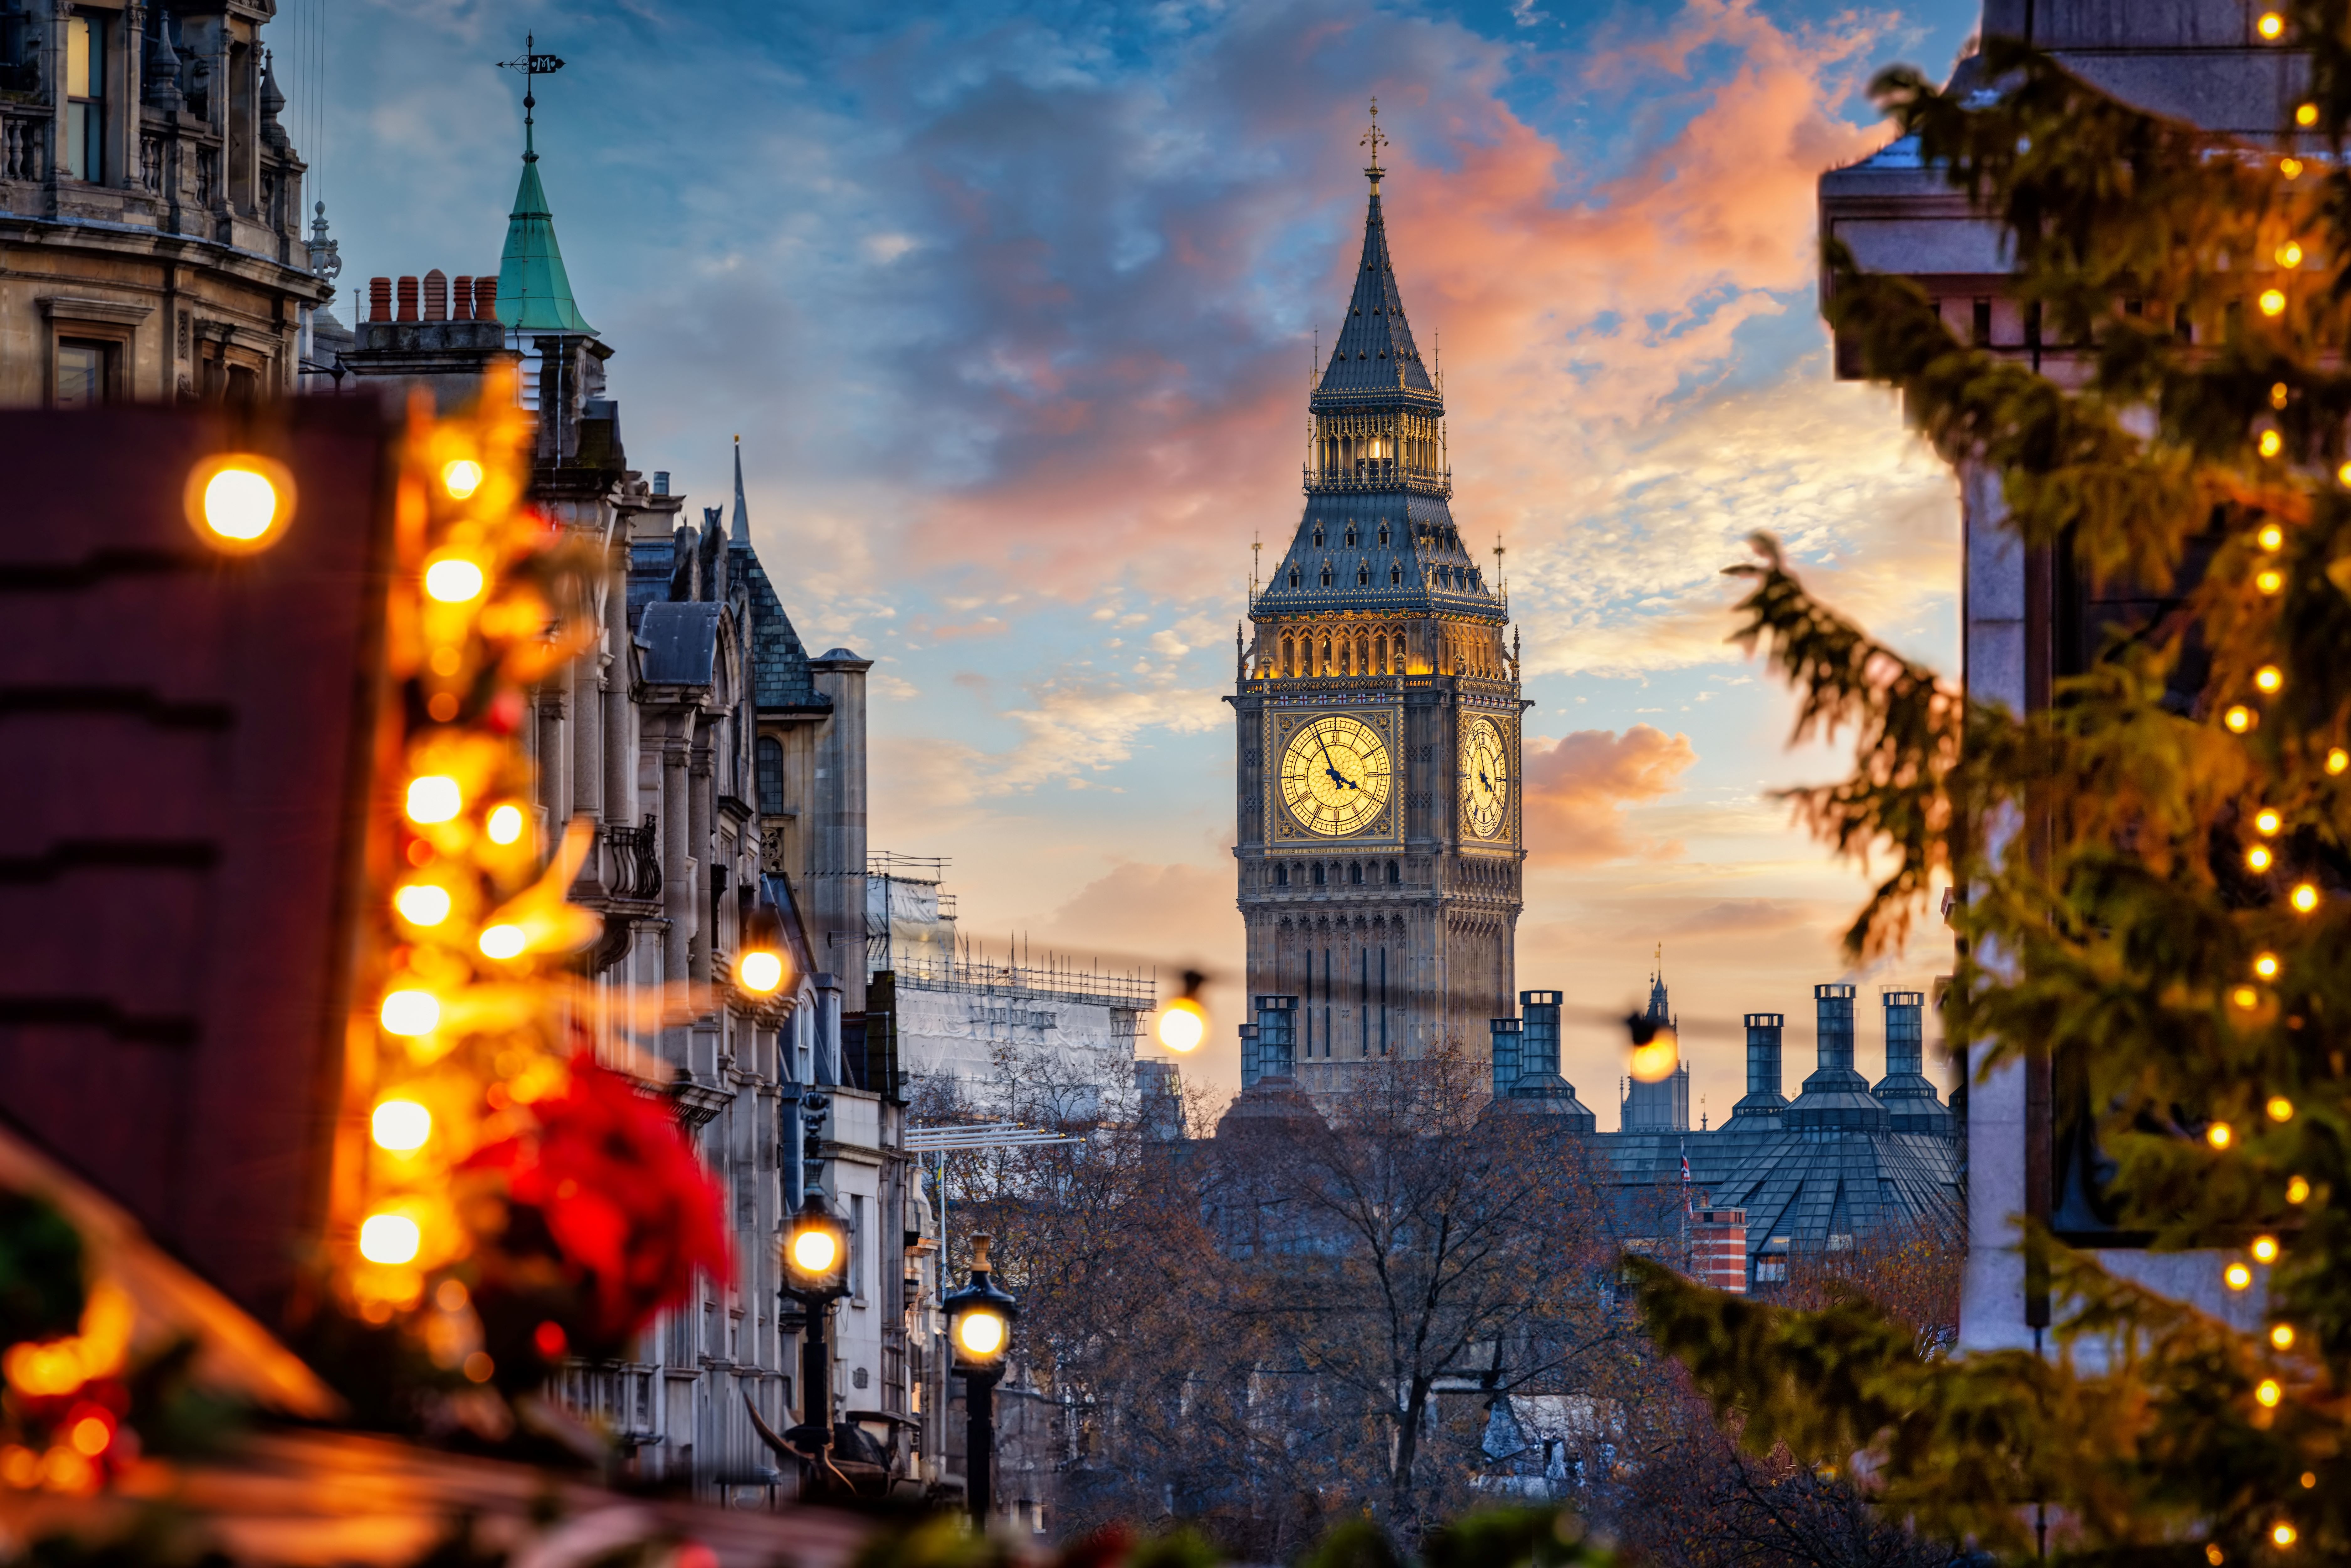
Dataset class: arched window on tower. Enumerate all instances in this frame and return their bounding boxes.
[1320,637,1332,673]
[1340,639,1352,676]
[1276,864,1290,887]
[1374,635,1388,674]
[1390,565,1403,585]
[1313,862,1327,887]
[1356,635,1370,672]
[756,736,785,816]
[1313,525,1325,546]
[1387,860,1401,885]
[1357,564,1370,586]
[1379,523,1391,545]
[1289,567,1301,587]
[1320,565,1333,587]
[1344,524,1357,546]
[1282,636,1295,676]
[1349,862,1363,885]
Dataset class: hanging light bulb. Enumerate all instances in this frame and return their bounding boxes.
[2329,748,2350,774]
[2255,809,2282,835]
[2270,384,2291,411]
[2258,1378,2283,1407]
[379,989,440,1037]
[478,923,528,960]
[486,803,526,845]
[2283,156,2306,178]
[2268,1094,2295,1121]
[2259,11,2286,39]
[2227,1261,2255,1290]
[2261,289,2288,318]
[441,459,485,500]
[2232,985,2261,1009]
[2206,1545,2225,1567]
[2272,1323,2296,1350]
[2252,1234,2281,1264]
[2247,845,2274,872]
[2254,951,2281,978]
[2271,1523,2296,1549]
[2226,705,2256,733]
[2257,569,2285,594]
[2207,1121,2235,1150]
[2258,523,2285,551]
[2291,882,2320,912]
[406,776,463,824]
[2297,102,2319,127]
[372,1099,432,1152]
[358,1213,422,1265]
[394,884,453,927]
[2256,665,2284,693]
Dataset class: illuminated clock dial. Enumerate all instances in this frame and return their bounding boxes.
[1460,715,1509,840]
[1279,714,1392,837]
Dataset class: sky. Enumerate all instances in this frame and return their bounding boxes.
[289,0,1986,1123]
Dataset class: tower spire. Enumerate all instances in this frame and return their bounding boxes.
[731,435,750,546]
[492,34,593,335]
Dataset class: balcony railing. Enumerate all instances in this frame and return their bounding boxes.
[603,815,662,902]
[1303,460,1451,496]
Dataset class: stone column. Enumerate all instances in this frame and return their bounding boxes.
[809,650,872,1014]
[538,686,569,830]
[603,572,634,828]
[661,731,692,991]
[571,641,602,824]
[688,727,714,987]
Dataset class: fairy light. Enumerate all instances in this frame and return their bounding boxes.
[2252,1234,2281,1264]
[2257,1378,2283,1407]
[2259,429,2285,457]
[2270,383,2290,410]
[2232,985,2261,1009]
[2258,523,2285,550]
[358,1213,421,1265]
[2255,665,2284,693]
[2329,748,2349,774]
[2291,882,2320,912]
[2272,1523,2296,1549]
[371,1099,432,1151]
[441,459,484,499]
[2260,289,2288,317]
[2257,570,2284,594]
[2208,1122,2235,1150]
[2267,1095,2294,1122]
[2247,845,2274,872]
[424,556,488,604]
[2227,1261,2255,1289]
[486,803,525,845]
[2272,1324,2296,1350]
[2283,156,2305,178]
[2226,705,2256,733]
[477,923,528,960]
[2255,810,2282,835]
[379,989,440,1037]
[394,884,452,927]
[2297,103,2319,127]
[2254,951,2280,978]
[406,776,462,824]
[2276,240,2304,268]
[2302,1473,2317,1489]
[2207,1546,2225,1567]
[2259,11,2285,39]
[2286,1175,2310,1203]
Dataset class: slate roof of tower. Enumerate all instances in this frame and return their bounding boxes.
[1251,177,1501,624]
[735,547,823,712]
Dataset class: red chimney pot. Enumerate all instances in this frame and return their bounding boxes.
[396,276,419,323]
[368,277,392,323]
[450,276,474,322]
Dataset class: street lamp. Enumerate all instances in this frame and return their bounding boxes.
[781,1192,851,1493]
[941,1232,1018,1529]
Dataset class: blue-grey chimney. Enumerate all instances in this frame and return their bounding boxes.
[1873,988,1954,1135]
[1785,982,1888,1132]
[1728,1012,1787,1123]
[1489,1017,1523,1099]
[1500,991,1596,1130]
[1239,1023,1261,1088]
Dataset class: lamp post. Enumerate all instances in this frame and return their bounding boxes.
[941,1232,1018,1530]
[781,1190,850,1494]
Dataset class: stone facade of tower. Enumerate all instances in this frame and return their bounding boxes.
[1230,148,1524,1094]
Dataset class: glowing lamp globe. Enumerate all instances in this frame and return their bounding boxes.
[737,949,786,995]
[406,775,463,824]
[782,1193,849,1297]
[380,989,440,1037]
[1629,1028,1680,1084]
[185,454,295,553]
[956,1307,1008,1358]
[424,556,487,604]
[1156,996,1207,1053]
[441,459,484,499]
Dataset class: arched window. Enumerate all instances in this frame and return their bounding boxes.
[1357,565,1370,586]
[1276,864,1290,887]
[1387,860,1401,885]
[1313,862,1327,887]
[1282,637,1295,676]
[1320,637,1332,673]
[1356,636,1370,672]
[1340,639,1352,676]
[1289,568,1301,587]
[1344,524,1357,546]
[1313,525,1325,546]
[1379,523,1390,545]
[756,736,786,815]
[1349,862,1363,885]
[1374,636,1388,674]
[1320,565,1333,587]
[1390,565,1403,585]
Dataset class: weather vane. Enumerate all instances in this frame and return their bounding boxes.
[497,32,566,162]
[1361,97,1388,189]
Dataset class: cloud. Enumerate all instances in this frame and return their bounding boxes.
[1665,898,1813,936]
[1521,725,1698,864]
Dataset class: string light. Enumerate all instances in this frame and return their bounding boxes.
[2257,1378,2283,1407]
[2329,748,2349,774]
[2286,1175,2311,1203]
[2276,240,2304,268]
[2207,1545,2225,1567]
[2272,1324,2296,1350]
[2271,1523,2296,1549]
[406,776,463,824]
[2252,1234,2281,1264]
[2291,882,2320,912]
[2260,429,2285,457]
[2232,985,2261,1009]
[2254,952,2280,978]
[2247,845,2274,872]
[2302,1473,2317,1489]
[2256,665,2284,693]
[424,556,488,604]
[2258,523,2284,550]
[477,924,528,960]
[2268,1095,2294,1122]
[358,1213,422,1265]
[2255,810,2282,835]
[2260,289,2288,317]
[441,459,484,499]
[394,884,452,926]
[2226,705,2256,733]
[2270,384,2290,410]
[2227,1261,2255,1289]
[736,950,786,994]
[486,803,525,845]
[2259,11,2285,39]
[2297,103,2319,127]
[2208,1122,2235,1150]
[2283,156,2305,178]
[2257,570,2284,594]
[371,1099,432,1152]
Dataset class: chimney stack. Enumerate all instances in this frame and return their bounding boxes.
[1815,982,1857,1071]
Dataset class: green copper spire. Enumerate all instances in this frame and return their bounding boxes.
[494,34,594,336]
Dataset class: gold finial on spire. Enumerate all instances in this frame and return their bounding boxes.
[1361,97,1388,191]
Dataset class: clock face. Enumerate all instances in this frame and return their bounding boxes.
[1280,714,1393,837]
[1460,716,1509,840]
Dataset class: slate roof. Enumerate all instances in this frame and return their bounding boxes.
[735,547,823,711]
[638,601,723,686]
[1313,187,1441,406]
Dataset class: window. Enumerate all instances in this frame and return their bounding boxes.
[65,16,104,183]
[1386,860,1400,885]
[1319,637,1331,673]
[1339,639,1351,676]
[1319,566,1332,587]
[54,340,111,408]
[1312,862,1326,887]
[1390,566,1402,585]
[1357,565,1370,586]
[1755,1255,1788,1284]
[1281,637,1295,676]
[756,736,786,815]
[1312,525,1324,546]
[1356,636,1369,671]
[1344,525,1356,546]
[1349,862,1362,885]
[1275,864,1289,887]
[1288,568,1300,587]
[849,1194,865,1298]
[1378,524,1390,545]
[1971,297,1992,345]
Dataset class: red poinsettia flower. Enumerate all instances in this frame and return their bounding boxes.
[462,1058,730,1344]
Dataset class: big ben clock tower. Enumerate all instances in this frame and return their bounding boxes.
[1230,108,1524,1094]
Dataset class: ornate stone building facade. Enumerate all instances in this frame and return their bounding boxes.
[0,0,327,405]
[1231,124,1524,1091]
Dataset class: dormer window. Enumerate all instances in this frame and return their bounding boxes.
[1320,565,1333,587]
[1390,566,1402,585]
[1289,568,1301,587]
[1357,565,1370,586]
[1344,525,1357,546]
[1313,525,1324,546]
[1378,524,1390,545]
